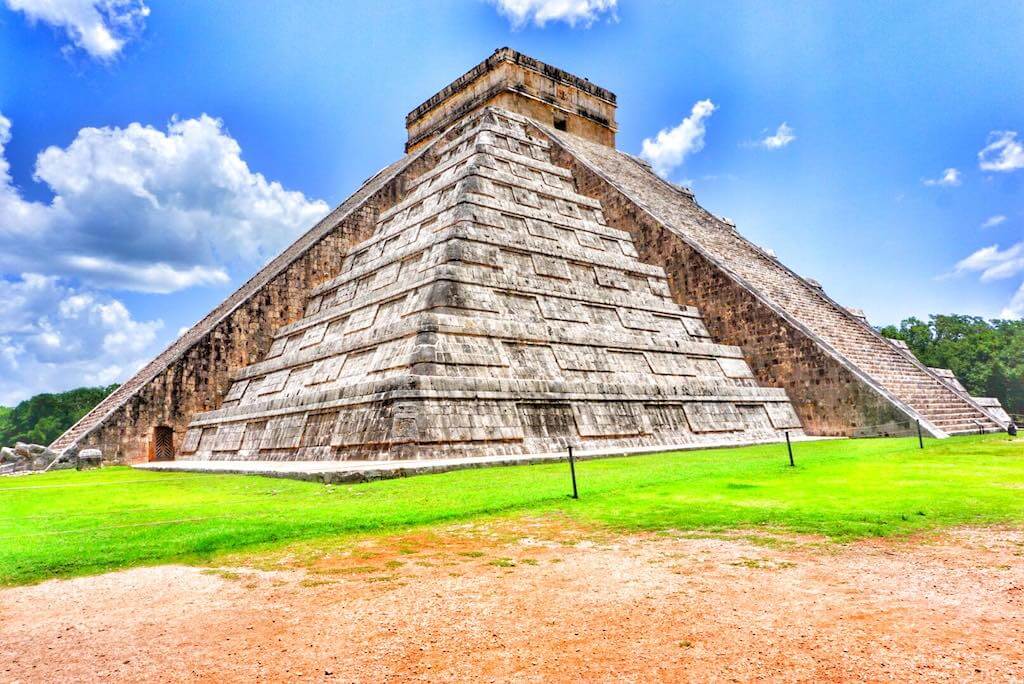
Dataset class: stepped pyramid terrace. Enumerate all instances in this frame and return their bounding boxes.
[51,48,1009,465]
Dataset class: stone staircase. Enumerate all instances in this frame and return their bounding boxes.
[548,127,1005,437]
[777,280,999,434]
[50,396,121,454]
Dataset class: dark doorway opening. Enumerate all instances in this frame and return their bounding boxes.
[153,426,175,461]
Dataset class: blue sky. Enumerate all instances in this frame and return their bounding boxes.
[0,0,1021,403]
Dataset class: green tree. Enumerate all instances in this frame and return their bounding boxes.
[879,315,1024,416]
[0,385,118,447]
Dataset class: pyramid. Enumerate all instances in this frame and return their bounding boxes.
[179,107,801,460]
[52,48,1006,465]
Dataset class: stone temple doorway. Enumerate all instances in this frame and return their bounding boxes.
[153,426,175,461]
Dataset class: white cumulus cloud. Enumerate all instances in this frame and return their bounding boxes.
[640,99,717,178]
[952,241,1024,319]
[1003,283,1024,319]
[981,215,1007,229]
[954,243,1024,282]
[922,167,962,187]
[491,0,617,27]
[978,131,1024,172]
[0,113,328,293]
[0,274,162,405]
[757,122,796,150]
[4,0,149,60]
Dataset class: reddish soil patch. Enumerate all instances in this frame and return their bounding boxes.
[2,521,1023,682]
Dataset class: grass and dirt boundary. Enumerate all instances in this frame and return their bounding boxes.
[1,433,1020,586]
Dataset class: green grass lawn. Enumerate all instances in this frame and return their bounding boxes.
[1,434,1021,586]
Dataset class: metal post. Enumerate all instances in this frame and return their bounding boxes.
[917,420,924,449]
[568,445,579,499]
[785,431,794,467]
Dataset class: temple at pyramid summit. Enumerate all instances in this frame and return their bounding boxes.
[51,48,1009,464]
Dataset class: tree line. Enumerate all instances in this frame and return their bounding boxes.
[0,385,118,447]
[879,315,1023,417]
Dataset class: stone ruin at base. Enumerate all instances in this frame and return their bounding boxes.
[48,48,1010,465]
[0,442,102,474]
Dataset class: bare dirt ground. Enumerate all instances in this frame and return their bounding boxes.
[2,519,1023,682]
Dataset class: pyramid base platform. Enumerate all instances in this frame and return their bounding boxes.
[135,433,835,483]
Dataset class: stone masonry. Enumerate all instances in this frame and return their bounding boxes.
[51,48,1005,464]
[182,108,801,460]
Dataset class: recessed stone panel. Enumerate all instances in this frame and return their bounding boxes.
[300,410,339,448]
[310,356,345,385]
[241,421,266,451]
[718,358,754,379]
[617,308,660,331]
[683,402,744,432]
[538,296,589,323]
[259,413,307,450]
[339,349,375,381]
[197,427,218,452]
[258,370,290,395]
[180,428,202,454]
[552,344,610,372]
[607,350,651,374]
[282,365,313,396]
[648,278,671,298]
[736,404,774,431]
[212,422,245,451]
[572,402,644,437]
[532,254,571,280]
[300,323,328,348]
[646,352,697,376]
[332,281,357,306]
[223,379,249,402]
[682,317,711,339]
[332,405,391,447]
[594,266,629,290]
[373,262,401,289]
[645,404,690,433]
[575,230,605,250]
[305,295,324,317]
[265,337,287,360]
[526,219,560,241]
[503,343,562,379]
[500,292,542,319]
[346,304,378,333]
[765,402,803,429]
[518,402,575,439]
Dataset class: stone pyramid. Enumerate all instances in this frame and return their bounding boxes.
[179,108,802,460]
[52,48,1005,465]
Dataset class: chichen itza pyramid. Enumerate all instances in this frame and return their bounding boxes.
[51,48,1008,464]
